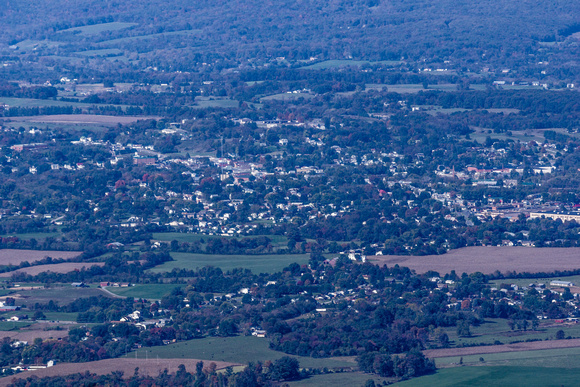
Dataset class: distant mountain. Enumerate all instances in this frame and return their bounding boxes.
[1,0,579,71]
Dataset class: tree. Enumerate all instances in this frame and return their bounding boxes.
[456,320,471,337]
[270,356,300,381]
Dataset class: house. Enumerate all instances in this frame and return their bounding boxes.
[71,282,86,287]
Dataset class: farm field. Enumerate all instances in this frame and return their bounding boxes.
[288,372,393,386]
[431,346,580,368]
[56,22,138,36]
[0,232,61,241]
[130,336,356,369]
[105,284,182,300]
[424,338,580,360]
[152,232,289,249]
[0,262,104,277]
[193,97,240,108]
[0,324,70,343]
[301,60,401,70]
[0,250,81,266]
[442,318,580,348]
[0,358,238,387]
[260,92,315,101]
[4,286,112,306]
[396,366,580,387]
[0,97,93,108]
[372,246,580,274]
[8,114,157,125]
[149,252,311,274]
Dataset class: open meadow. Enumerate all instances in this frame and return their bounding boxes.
[149,252,312,274]
[372,246,580,274]
[128,336,356,369]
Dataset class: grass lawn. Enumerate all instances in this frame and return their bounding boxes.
[396,366,580,387]
[288,372,393,386]
[126,336,356,369]
[106,284,181,300]
[148,252,311,274]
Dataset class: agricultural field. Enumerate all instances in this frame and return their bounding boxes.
[438,318,580,348]
[0,262,104,277]
[396,366,580,387]
[130,336,357,369]
[425,338,580,360]
[288,372,393,386]
[260,92,315,101]
[0,324,70,343]
[0,358,237,387]
[301,60,401,70]
[148,252,312,274]
[0,250,81,266]
[152,233,289,250]
[372,246,580,275]
[2,286,112,306]
[55,22,138,36]
[7,114,156,125]
[431,346,580,368]
[105,284,181,300]
[0,97,92,109]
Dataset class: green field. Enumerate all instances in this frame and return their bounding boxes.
[76,48,124,57]
[152,232,289,249]
[0,232,61,241]
[57,22,138,36]
[288,372,393,386]
[148,252,311,274]
[126,336,356,369]
[0,321,33,331]
[434,346,580,368]
[301,60,401,70]
[442,318,580,347]
[0,97,92,108]
[12,286,111,306]
[42,312,79,322]
[260,93,315,101]
[396,366,580,387]
[192,97,240,108]
[106,284,181,300]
